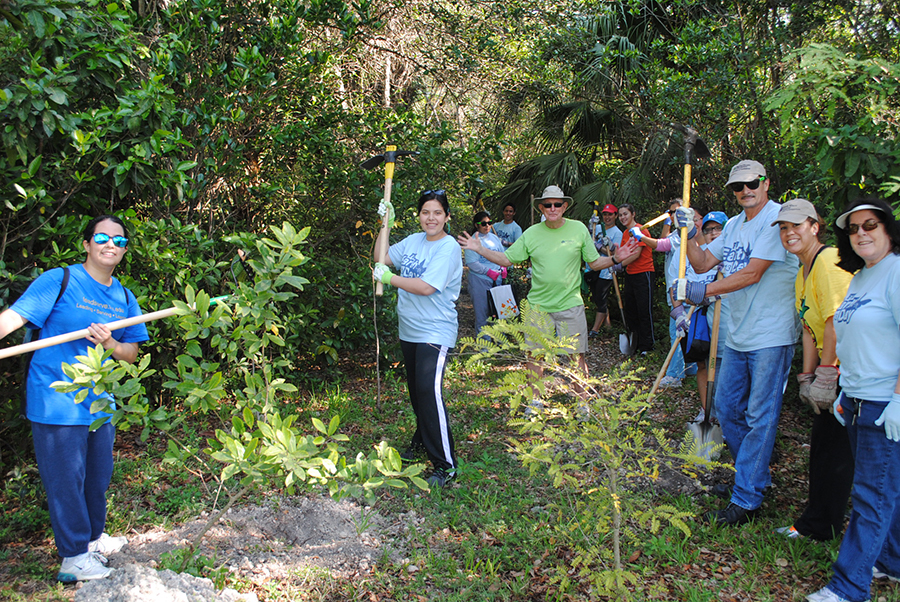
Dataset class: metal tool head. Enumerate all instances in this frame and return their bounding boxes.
[669,123,711,162]
[360,149,419,170]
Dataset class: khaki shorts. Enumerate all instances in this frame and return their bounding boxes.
[525,305,589,355]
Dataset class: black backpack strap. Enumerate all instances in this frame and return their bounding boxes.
[20,267,70,418]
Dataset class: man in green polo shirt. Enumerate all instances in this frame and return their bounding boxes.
[458,185,637,381]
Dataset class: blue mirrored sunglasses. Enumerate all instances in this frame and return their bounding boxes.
[92,233,128,248]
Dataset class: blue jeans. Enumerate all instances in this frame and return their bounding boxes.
[827,395,900,602]
[665,316,697,379]
[31,421,115,558]
[715,344,793,509]
[467,272,495,341]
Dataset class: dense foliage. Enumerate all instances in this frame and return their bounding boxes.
[1,0,899,443]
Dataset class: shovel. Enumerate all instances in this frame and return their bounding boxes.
[688,277,724,461]
[647,305,695,399]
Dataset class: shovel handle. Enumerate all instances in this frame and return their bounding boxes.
[648,305,695,401]
[642,212,671,230]
[0,296,230,361]
[374,144,398,297]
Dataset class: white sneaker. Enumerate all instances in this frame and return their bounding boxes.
[806,587,860,602]
[873,566,900,582]
[774,525,803,539]
[658,376,682,389]
[57,551,114,582]
[88,532,127,555]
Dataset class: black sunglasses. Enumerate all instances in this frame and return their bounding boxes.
[541,202,565,209]
[728,176,766,193]
[423,189,446,198]
[846,219,882,235]
[478,220,492,226]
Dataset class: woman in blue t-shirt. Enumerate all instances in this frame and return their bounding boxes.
[0,215,148,583]
[373,190,463,488]
[464,211,504,341]
[807,197,900,602]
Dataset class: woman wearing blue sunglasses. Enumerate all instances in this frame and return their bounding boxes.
[0,215,148,583]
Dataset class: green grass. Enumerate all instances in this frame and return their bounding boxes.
[3,350,900,602]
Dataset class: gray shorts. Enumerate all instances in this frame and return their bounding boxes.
[526,305,589,355]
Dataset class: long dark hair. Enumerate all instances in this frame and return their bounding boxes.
[83,214,128,241]
[418,189,451,234]
[470,211,490,235]
[835,197,900,273]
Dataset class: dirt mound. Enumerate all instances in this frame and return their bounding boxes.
[108,494,404,586]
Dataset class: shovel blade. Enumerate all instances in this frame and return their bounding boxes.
[687,420,723,461]
[619,332,634,355]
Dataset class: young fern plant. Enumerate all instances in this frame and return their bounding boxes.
[457,301,729,600]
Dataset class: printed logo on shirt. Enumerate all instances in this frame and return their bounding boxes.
[833,293,872,324]
[75,296,126,320]
[721,243,751,275]
[401,252,427,279]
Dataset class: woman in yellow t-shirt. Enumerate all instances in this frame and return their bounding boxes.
[772,198,854,541]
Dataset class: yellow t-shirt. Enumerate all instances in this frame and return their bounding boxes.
[794,247,853,356]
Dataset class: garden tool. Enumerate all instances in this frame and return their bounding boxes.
[688,273,724,461]
[361,145,418,297]
[647,305,695,399]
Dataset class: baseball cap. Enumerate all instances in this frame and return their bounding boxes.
[601,204,617,213]
[835,203,887,230]
[702,211,728,228]
[770,198,819,226]
[726,160,767,186]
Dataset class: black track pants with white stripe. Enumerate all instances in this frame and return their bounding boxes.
[400,340,457,472]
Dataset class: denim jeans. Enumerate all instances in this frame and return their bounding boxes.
[31,421,115,558]
[665,315,697,379]
[715,344,793,509]
[827,395,900,602]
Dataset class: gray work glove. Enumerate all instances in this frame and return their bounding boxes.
[807,365,839,412]
[797,372,817,414]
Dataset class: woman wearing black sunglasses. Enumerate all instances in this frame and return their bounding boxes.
[0,215,148,582]
[465,211,505,341]
[807,197,900,602]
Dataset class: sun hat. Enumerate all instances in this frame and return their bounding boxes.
[702,211,728,228]
[534,185,572,203]
[725,160,767,186]
[835,203,887,230]
[770,198,819,226]
[601,204,617,213]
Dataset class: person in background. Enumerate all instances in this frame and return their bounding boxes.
[373,190,463,488]
[0,215,148,582]
[771,199,853,542]
[617,203,656,355]
[493,202,523,248]
[659,198,681,239]
[807,197,900,602]
[629,201,701,387]
[457,186,637,406]
[673,160,800,526]
[587,204,623,337]
[464,211,505,341]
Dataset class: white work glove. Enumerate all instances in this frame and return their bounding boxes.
[378,199,396,224]
[875,393,900,442]
[373,262,395,285]
[672,278,707,305]
[673,207,697,239]
[670,305,689,337]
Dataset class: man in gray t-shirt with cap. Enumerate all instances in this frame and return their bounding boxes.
[673,159,800,526]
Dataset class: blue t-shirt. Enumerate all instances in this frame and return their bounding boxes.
[464,232,504,284]
[705,202,800,352]
[592,225,623,280]
[493,221,523,247]
[11,264,149,426]
[834,253,900,401]
[388,233,462,348]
